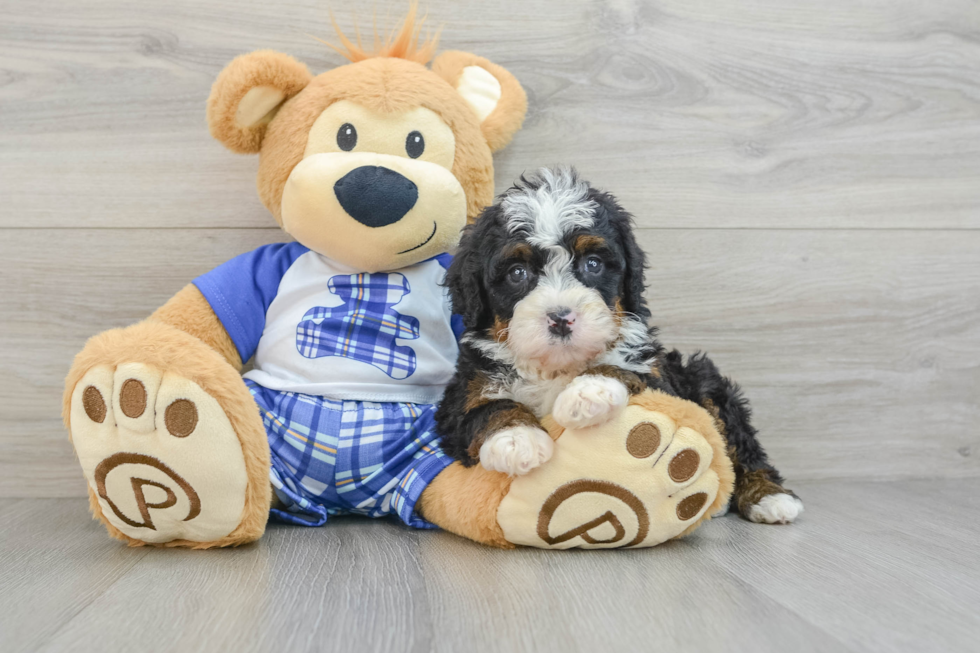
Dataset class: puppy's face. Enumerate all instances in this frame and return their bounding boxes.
[449,168,649,373]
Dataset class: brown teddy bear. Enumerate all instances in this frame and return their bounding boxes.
[63,7,733,549]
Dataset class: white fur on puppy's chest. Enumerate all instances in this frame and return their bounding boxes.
[551,375,629,429]
[482,368,574,419]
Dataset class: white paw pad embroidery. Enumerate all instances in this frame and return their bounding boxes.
[480,425,554,476]
[748,493,804,524]
[552,375,629,429]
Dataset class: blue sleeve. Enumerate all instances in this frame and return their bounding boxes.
[450,314,465,343]
[434,253,465,342]
[193,242,309,363]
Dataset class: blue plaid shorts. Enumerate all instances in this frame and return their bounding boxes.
[246,380,452,529]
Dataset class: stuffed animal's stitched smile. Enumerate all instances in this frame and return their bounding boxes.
[397,221,438,254]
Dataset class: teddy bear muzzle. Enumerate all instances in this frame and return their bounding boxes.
[280,151,467,272]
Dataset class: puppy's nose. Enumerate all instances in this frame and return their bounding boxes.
[547,308,576,339]
[334,166,419,228]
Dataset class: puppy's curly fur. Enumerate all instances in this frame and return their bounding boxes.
[435,167,802,523]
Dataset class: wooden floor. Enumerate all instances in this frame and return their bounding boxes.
[3,479,979,653]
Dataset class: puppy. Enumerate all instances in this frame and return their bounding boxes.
[435,167,803,524]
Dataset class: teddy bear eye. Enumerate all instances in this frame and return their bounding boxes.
[406,131,425,158]
[337,123,357,151]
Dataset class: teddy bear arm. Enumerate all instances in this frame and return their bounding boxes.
[148,284,243,371]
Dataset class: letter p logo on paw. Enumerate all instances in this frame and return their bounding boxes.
[94,453,200,531]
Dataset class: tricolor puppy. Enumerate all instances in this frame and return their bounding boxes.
[435,167,803,524]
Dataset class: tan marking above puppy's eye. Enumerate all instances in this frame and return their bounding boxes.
[574,234,606,253]
[502,243,533,260]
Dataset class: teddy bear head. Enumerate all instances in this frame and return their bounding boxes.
[206,7,527,273]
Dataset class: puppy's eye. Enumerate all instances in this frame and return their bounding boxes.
[584,256,604,274]
[337,123,357,151]
[507,264,527,284]
[406,131,425,158]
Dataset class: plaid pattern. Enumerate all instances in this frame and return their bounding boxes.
[295,272,420,380]
[246,380,451,529]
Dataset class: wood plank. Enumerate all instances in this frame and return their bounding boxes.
[414,524,842,653]
[32,509,843,653]
[0,499,150,652]
[36,518,436,653]
[1,228,978,497]
[637,228,980,485]
[6,480,977,652]
[2,0,979,229]
[700,478,980,653]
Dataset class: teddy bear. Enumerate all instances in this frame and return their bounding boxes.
[63,7,733,549]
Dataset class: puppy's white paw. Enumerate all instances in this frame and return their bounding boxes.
[748,493,804,524]
[480,426,554,476]
[552,375,629,429]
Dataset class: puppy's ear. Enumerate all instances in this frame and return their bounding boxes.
[207,50,313,154]
[432,51,527,152]
[598,193,650,320]
[445,223,491,328]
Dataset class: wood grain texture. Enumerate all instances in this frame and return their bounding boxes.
[0,480,976,652]
[1,0,979,496]
[699,479,980,653]
[1,0,979,228]
[0,499,150,652]
[414,521,840,652]
[1,228,977,498]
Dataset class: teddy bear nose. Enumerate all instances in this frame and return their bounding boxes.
[333,165,419,228]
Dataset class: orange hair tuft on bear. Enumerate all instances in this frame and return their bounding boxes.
[321,1,441,65]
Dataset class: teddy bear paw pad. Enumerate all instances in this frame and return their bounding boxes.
[70,363,248,543]
[496,403,723,549]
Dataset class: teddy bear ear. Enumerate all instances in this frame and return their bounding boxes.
[207,50,313,154]
[432,51,528,153]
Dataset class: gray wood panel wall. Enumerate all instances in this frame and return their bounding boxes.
[2,0,978,497]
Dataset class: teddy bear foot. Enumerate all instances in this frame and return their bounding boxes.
[65,322,271,547]
[496,391,735,549]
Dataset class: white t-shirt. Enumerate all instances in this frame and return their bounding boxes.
[194,243,461,404]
